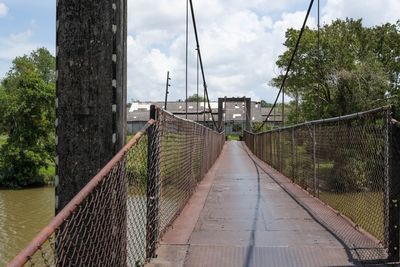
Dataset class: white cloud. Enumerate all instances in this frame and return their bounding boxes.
[126,0,399,102]
[0,30,41,77]
[0,31,37,61]
[127,0,317,102]
[0,2,8,17]
[322,0,400,26]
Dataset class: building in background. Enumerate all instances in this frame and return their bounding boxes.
[127,101,285,135]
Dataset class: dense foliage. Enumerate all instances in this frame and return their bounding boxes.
[272,19,399,193]
[273,19,400,123]
[260,100,273,108]
[0,48,55,188]
[187,94,205,102]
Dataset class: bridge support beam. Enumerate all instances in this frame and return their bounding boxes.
[217,97,251,134]
[55,1,127,211]
[55,1,127,264]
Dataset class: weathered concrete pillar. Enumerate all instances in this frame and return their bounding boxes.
[55,0,127,212]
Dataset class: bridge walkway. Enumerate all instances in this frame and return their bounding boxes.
[148,141,361,267]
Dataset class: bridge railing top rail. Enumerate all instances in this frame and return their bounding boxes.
[247,106,393,135]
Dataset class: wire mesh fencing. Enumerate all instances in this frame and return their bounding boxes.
[9,106,225,267]
[146,107,225,258]
[8,123,152,267]
[244,107,400,263]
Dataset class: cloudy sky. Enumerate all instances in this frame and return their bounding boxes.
[0,0,399,102]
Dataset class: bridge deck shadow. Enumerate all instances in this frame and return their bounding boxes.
[147,141,385,267]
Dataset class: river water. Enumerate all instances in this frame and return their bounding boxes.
[0,187,54,266]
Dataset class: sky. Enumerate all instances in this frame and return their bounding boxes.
[0,0,399,102]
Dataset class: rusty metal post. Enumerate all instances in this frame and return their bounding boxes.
[146,105,160,259]
[279,130,283,172]
[269,133,273,165]
[313,124,317,197]
[292,127,296,182]
[388,107,400,262]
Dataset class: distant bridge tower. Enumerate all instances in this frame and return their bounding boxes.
[56,1,127,211]
[218,97,252,133]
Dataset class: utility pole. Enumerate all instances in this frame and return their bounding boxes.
[164,71,171,110]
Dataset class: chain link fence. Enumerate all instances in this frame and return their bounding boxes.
[146,107,225,258]
[9,106,224,267]
[244,106,400,263]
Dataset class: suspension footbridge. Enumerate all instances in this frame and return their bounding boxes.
[7,0,400,266]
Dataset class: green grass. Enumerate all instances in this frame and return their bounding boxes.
[320,191,384,241]
[227,134,240,141]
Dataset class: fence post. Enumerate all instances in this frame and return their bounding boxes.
[292,128,295,182]
[269,133,273,165]
[279,130,282,172]
[146,105,161,259]
[388,107,400,263]
[313,124,317,197]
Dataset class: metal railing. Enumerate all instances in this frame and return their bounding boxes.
[146,106,225,258]
[9,105,225,267]
[244,106,400,263]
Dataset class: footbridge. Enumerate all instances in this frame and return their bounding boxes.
[9,106,400,267]
[7,0,400,265]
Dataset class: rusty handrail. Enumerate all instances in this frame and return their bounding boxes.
[8,119,155,267]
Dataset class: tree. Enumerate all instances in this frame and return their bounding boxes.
[0,48,55,188]
[260,100,273,108]
[187,94,205,102]
[272,19,400,122]
[272,19,399,194]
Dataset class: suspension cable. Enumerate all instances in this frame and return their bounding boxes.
[185,0,189,119]
[188,0,220,131]
[317,0,321,118]
[256,0,315,132]
[196,48,199,122]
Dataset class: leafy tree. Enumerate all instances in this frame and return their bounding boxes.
[260,100,273,108]
[272,19,400,192]
[0,48,55,188]
[272,19,400,122]
[187,94,205,102]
